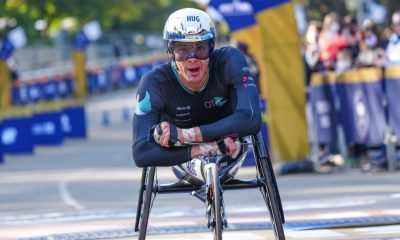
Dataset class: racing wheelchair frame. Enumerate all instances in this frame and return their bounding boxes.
[134,132,286,240]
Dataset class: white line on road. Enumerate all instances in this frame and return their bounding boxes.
[383,209,400,215]
[285,229,347,238]
[391,193,400,198]
[59,180,85,210]
[318,211,370,219]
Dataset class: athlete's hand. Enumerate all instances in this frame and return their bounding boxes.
[191,136,241,159]
[222,137,241,158]
[153,121,181,147]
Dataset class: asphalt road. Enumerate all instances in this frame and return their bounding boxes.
[0,88,400,240]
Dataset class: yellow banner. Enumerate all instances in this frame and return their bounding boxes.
[72,51,87,99]
[0,60,11,108]
[337,67,382,84]
[385,65,400,79]
[255,1,309,162]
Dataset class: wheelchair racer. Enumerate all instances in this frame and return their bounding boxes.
[132,8,261,182]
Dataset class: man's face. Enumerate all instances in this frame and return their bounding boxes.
[172,41,210,87]
[175,56,209,87]
[392,13,400,35]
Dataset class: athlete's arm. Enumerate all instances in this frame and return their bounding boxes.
[132,70,192,167]
[199,47,262,142]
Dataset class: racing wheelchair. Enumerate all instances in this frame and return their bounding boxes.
[134,132,286,240]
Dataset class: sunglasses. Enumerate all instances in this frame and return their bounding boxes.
[171,41,210,61]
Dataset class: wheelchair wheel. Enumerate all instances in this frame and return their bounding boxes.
[205,162,223,240]
[137,166,156,240]
[134,168,147,232]
[252,134,285,240]
[211,163,222,240]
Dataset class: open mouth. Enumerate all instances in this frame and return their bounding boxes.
[188,67,200,74]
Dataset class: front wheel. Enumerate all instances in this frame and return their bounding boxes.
[206,163,223,240]
[138,166,156,240]
[252,134,285,240]
[260,162,285,240]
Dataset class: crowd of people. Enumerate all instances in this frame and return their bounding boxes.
[303,10,400,82]
[302,10,400,171]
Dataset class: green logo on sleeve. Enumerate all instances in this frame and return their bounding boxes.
[214,97,227,107]
[134,91,151,115]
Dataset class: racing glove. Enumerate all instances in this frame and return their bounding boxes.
[152,122,181,147]
[199,138,241,158]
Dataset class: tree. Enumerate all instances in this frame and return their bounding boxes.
[0,0,196,44]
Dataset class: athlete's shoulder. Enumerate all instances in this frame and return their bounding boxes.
[211,46,242,59]
[142,62,171,81]
[139,61,173,87]
[210,46,245,65]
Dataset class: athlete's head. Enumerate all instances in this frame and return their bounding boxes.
[163,8,216,62]
[163,8,216,90]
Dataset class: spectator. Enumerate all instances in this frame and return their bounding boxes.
[385,10,400,66]
[303,20,323,81]
[318,12,348,70]
[381,26,393,47]
[6,56,19,83]
[357,19,387,68]
[341,15,360,59]
[336,47,354,75]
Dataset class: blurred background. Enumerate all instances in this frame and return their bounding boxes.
[1,1,400,239]
[1,0,400,173]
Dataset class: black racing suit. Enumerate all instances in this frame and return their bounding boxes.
[132,46,261,167]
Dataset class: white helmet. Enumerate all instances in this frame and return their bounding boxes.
[163,8,216,42]
[163,8,216,58]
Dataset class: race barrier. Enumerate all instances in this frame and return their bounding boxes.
[31,102,64,145]
[309,71,338,145]
[0,52,166,164]
[384,66,400,140]
[0,107,34,154]
[0,100,86,158]
[61,99,87,138]
[0,20,166,165]
[309,67,399,170]
[336,68,386,145]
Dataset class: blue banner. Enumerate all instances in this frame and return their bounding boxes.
[32,111,63,145]
[385,68,400,139]
[1,117,34,153]
[73,30,90,50]
[28,82,43,103]
[336,69,385,145]
[251,0,290,13]
[57,78,71,98]
[97,70,109,91]
[121,65,137,86]
[42,80,58,100]
[63,75,74,97]
[210,0,256,32]
[62,105,87,138]
[309,72,338,144]
[12,83,29,105]
[87,71,99,93]
[310,85,338,144]
[0,144,3,164]
[0,37,15,60]
[107,65,121,88]
[0,120,3,163]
